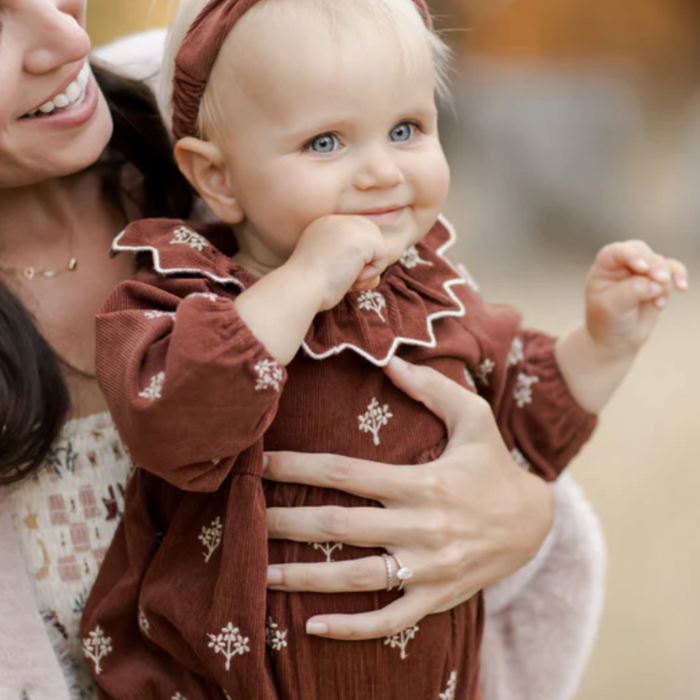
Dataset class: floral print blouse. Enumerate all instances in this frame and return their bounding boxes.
[9,412,131,699]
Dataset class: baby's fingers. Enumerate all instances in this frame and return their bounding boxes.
[595,240,656,275]
[352,260,388,292]
[594,241,673,284]
[667,258,689,292]
[604,275,666,313]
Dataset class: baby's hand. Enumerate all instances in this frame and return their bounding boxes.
[290,215,391,312]
[585,240,688,356]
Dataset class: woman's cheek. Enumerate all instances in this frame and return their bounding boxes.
[0,75,19,132]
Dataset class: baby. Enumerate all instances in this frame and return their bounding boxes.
[80,0,687,698]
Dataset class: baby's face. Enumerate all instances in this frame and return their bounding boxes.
[210,3,450,271]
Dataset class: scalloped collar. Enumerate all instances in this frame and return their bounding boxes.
[113,215,467,367]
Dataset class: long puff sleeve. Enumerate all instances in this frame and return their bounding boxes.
[460,284,597,482]
[96,274,286,492]
[494,330,597,480]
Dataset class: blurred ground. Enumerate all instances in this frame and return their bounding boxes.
[444,187,700,700]
[88,0,700,697]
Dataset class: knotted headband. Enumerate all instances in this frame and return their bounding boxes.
[172,0,432,141]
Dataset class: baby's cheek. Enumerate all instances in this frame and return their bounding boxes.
[418,149,451,213]
[432,156,451,205]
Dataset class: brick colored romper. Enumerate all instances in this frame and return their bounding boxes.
[81,218,596,700]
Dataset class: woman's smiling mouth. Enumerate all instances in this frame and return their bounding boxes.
[21,62,91,119]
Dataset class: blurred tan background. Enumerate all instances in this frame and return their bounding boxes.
[88,0,700,698]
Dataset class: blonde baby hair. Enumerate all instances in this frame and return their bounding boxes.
[160,0,452,142]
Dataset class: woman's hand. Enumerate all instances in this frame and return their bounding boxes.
[264,357,554,641]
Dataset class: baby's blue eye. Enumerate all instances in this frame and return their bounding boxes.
[309,134,339,153]
[390,122,415,142]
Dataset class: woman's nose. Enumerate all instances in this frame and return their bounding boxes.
[22,0,91,76]
[353,147,405,191]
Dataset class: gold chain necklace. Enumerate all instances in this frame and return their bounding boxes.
[0,256,78,280]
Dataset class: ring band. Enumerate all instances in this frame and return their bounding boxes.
[381,553,395,591]
[391,554,414,591]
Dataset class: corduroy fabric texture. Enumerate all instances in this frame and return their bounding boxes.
[80,218,597,699]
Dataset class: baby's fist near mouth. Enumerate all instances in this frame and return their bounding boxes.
[584,240,689,357]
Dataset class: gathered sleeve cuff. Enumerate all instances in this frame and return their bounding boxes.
[96,278,286,491]
[496,331,598,481]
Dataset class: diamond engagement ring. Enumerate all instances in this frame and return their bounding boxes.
[391,554,413,591]
[381,553,395,592]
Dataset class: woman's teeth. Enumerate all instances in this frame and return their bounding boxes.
[26,63,90,118]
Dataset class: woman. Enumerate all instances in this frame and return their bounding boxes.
[0,2,602,700]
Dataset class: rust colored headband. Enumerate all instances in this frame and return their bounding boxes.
[171,0,432,141]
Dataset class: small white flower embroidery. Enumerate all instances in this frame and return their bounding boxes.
[144,310,175,320]
[357,290,387,321]
[170,226,209,252]
[510,448,531,471]
[172,693,187,700]
[138,372,165,401]
[463,367,476,390]
[254,359,284,392]
[399,246,433,269]
[265,617,289,651]
[514,372,539,408]
[439,671,458,700]
[198,516,223,563]
[384,624,419,660]
[138,608,150,638]
[358,398,393,446]
[188,292,219,302]
[82,625,113,675]
[310,541,343,562]
[474,359,495,387]
[507,336,524,367]
[207,622,250,671]
[457,263,480,293]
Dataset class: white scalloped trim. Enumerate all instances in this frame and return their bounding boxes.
[111,227,246,290]
[302,215,467,367]
[112,215,467,367]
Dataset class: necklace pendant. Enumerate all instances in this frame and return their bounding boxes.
[23,267,36,280]
[68,258,78,271]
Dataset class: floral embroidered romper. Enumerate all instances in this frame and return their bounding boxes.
[80,217,596,700]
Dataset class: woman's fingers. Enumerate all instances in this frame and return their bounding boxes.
[305,586,442,641]
[263,451,417,503]
[383,357,491,446]
[267,506,416,547]
[268,556,390,593]
[268,552,439,593]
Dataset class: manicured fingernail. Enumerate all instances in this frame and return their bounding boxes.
[390,356,408,368]
[306,621,329,635]
[649,282,663,296]
[653,270,670,283]
[267,566,283,585]
[262,454,269,473]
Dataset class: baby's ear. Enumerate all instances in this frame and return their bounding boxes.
[174,137,244,224]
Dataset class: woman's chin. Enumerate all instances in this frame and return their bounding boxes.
[4,102,114,188]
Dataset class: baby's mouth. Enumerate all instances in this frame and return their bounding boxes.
[21,63,91,120]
